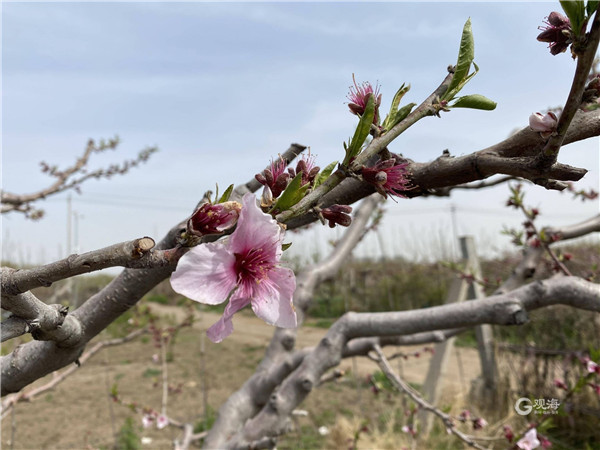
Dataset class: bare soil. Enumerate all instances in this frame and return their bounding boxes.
[1,304,481,449]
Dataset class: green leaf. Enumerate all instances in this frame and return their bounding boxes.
[587,1,599,17]
[281,242,292,251]
[343,94,375,166]
[444,18,475,100]
[382,84,410,130]
[561,0,585,34]
[389,102,416,128]
[217,184,234,203]
[273,172,309,211]
[450,94,497,110]
[314,160,338,188]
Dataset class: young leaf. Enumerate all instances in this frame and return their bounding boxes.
[561,0,585,34]
[314,160,338,188]
[587,0,599,17]
[343,94,375,166]
[273,172,308,210]
[450,94,497,110]
[444,18,475,100]
[389,102,416,128]
[281,242,292,251]
[382,84,410,130]
[217,184,234,203]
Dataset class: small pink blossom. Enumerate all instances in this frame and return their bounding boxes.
[472,417,488,430]
[171,193,297,343]
[554,379,568,390]
[517,428,541,450]
[587,360,600,374]
[503,425,514,443]
[539,434,552,449]
[156,414,169,430]
[142,414,154,429]
[347,74,382,124]
[529,111,558,138]
[361,158,411,199]
[537,12,572,55]
[255,157,290,198]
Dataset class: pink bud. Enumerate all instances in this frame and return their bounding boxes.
[529,112,558,138]
[188,201,241,237]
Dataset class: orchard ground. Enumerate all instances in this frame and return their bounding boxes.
[1,302,483,450]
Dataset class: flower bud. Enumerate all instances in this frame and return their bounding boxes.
[321,204,353,228]
[529,111,558,138]
[188,201,242,237]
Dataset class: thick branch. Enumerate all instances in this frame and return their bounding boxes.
[0,237,182,295]
[1,292,81,345]
[227,277,599,446]
[0,328,146,420]
[0,143,301,396]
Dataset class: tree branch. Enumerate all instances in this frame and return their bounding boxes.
[1,138,157,219]
[225,277,599,446]
[1,237,183,296]
[372,345,488,450]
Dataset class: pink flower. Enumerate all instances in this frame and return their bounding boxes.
[529,112,558,138]
[554,379,568,390]
[517,428,541,450]
[347,74,382,124]
[472,417,488,430]
[503,425,514,443]
[188,201,241,237]
[142,414,154,429]
[361,158,411,199]
[156,414,169,430]
[171,193,297,343]
[539,434,552,449]
[255,157,290,198]
[537,12,572,55]
[587,360,600,374]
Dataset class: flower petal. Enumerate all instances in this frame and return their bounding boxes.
[251,267,297,329]
[230,193,282,257]
[206,296,251,343]
[170,243,236,305]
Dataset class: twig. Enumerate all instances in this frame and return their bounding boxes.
[1,138,157,219]
[372,345,488,450]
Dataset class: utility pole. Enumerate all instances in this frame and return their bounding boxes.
[66,194,72,256]
[450,203,459,261]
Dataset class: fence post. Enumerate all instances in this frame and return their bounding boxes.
[419,236,497,433]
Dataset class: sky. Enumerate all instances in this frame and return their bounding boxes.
[2,1,599,269]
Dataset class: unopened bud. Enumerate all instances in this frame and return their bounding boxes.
[261,185,274,207]
[188,201,242,237]
[321,204,353,228]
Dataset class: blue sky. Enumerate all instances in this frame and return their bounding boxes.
[2,2,598,266]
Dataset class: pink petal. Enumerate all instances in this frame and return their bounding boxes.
[251,267,297,328]
[170,242,236,305]
[206,296,251,343]
[230,193,282,257]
